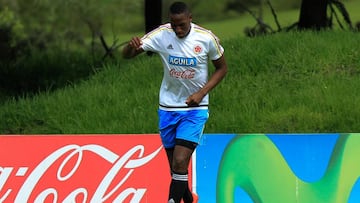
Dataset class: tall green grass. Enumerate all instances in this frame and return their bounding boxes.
[1,30,360,134]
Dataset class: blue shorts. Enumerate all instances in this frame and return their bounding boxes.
[158,109,209,148]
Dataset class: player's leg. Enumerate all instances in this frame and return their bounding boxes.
[159,109,178,170]
[165,147,174,170]
[169,139,196,203]
[158,109,184,203]
[165,141,195,203]
[169,109,208,203]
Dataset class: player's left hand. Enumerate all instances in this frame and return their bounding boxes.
[186,92,204,107]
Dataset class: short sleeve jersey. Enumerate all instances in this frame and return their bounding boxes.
[141,23,224,111]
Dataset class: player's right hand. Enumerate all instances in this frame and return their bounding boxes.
[129,37,143,50]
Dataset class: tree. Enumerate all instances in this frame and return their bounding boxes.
[228,0,355,36]
[297,0,354,30]
[145,0,162,34]
[298,0,328,30]
[144,0,162,55]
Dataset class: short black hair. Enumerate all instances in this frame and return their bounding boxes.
[169,1,190,15]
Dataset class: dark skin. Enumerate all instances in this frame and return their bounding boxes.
[122,12,227,174]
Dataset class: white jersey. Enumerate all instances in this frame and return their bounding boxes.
[141,23,224,111]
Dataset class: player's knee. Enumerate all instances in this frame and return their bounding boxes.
[172,155,188,172]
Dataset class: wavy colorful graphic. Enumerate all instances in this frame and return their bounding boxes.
[216,133,360,203]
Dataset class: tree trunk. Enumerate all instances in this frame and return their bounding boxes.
[298,0,329,30]
[145,0,162,33]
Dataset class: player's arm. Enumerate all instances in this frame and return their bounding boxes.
[122,37,145,58]
[201,54,228,96]
[186,55,228,106]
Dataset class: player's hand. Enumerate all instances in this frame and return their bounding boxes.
[128,37,143,50]
[186,92,205,107]
[122,37,144,58]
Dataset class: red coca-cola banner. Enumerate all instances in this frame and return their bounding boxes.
[0,134,191,203]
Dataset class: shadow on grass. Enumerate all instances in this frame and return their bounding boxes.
[0,48,114,103]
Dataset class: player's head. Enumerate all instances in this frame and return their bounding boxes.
[169,2,192,38]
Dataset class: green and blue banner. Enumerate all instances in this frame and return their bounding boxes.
[195,133,360,203]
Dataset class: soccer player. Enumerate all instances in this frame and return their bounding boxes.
[122,1,227,202]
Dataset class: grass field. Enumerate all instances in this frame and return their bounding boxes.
[1,30,359,134]
[1,0,360,134]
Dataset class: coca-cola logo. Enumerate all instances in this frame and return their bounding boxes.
[169,68,195,79]
[0,136,171,203]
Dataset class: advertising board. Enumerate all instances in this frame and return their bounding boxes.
[0,134,172,203]
[2,133,359,203]
[195,133,360,203]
